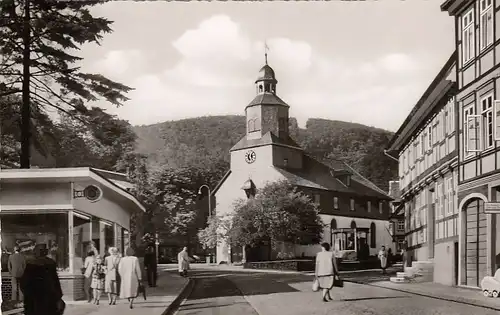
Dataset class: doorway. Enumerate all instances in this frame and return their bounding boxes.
[454,241,459,286]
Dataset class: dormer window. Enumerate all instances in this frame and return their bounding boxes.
[242,179,256,199]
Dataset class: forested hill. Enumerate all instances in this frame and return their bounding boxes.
[133,115,398,191]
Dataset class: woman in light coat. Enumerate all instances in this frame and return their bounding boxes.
[315,242,340,302]
[118,247,142,309]
[378,246,388,274]
[177,247,189,277]
[104,247,121,305]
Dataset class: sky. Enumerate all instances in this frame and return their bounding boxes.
[79,1,455,132]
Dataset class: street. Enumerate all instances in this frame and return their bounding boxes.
[174,269,500,315]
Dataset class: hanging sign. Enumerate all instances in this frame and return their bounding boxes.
[484,202,500,214]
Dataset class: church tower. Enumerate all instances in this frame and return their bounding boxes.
[230,51,303,170]
[246,56,290,141]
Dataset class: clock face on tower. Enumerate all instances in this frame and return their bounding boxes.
[245,150,257,164]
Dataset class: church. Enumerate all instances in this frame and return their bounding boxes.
[212,57,394,264]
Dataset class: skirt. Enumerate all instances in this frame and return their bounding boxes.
[91,278,105,290]
[105,279,118,295]
[317,275,334,289]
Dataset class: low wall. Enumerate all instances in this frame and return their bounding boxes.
[1,273,86,302]
[244,260,315,271]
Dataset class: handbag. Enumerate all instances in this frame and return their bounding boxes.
[312,278,320,292]
[138,283,147,300]
[333,275,344,288]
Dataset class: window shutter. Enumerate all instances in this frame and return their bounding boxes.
[494,100,500,141]
[466,114,482,152]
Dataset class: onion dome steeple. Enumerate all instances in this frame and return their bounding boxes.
[255,43,277,94]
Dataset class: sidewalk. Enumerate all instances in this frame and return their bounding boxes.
[367,280,500,311]
[64,271,192,315]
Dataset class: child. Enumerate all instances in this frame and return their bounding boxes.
[90,255,106,305]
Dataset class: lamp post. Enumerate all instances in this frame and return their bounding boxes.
[198,184,212,217]
[198,184,213,263]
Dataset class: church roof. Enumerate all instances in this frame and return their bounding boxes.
[247,92,289,108]
[274,155,392,199]
[256,64,277,83]
[230,131,302,152]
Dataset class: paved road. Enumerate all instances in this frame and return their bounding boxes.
[174,269,500,315]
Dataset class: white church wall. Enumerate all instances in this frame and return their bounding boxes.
[214,155,286,263]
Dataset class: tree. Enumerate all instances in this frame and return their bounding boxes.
[197,215,232,250]
[0,0,132,168]
[199,180,324,258]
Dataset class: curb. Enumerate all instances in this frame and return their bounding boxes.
[349,280,500,311]
[162,277,195,315]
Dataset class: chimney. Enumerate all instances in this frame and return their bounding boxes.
[388,180,400,199]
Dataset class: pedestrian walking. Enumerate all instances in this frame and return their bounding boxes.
[314,242,340,302]
[21,244,65,315]
[144,246,157,287]
[378,246,388,274]
[118,247,143,309]
[83,251,95,303]
[104,247,121,305]
[8,246,26,302]
[177,247,189,277]
[90,255,106,305]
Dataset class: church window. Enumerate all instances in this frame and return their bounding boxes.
[278,118,286,131]
[265,84,270,92]
[254,118,261,131]
[258,84,263,93]
[248,119,255,132]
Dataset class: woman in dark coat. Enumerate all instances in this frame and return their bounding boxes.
[21,245,65,315]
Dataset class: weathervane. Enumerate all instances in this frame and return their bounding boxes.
[264,41,269,65]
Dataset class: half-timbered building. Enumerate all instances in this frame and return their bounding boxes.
[441,0,500,288]
[386,53,459,286]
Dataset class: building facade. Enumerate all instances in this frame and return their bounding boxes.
[387,53,459,286]
[0,168,145,301]
[387,181,406,253]
[213,59,394,264]
[441,0,500,288]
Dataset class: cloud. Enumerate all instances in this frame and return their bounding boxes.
[92,49,144,76]
[92,14,433,131]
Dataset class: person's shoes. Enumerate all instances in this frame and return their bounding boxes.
[322,297,328,302]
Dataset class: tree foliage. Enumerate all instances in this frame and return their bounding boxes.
[197,215,232,250]
[199,180,324,250]
[134,116,397,192]
[0,0,132,167]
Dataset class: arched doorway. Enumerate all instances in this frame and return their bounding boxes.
[330,218,337,247]
[462,198,487,287]
[370,222,376,248]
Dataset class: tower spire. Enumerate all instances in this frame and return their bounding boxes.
[264,41,269,65]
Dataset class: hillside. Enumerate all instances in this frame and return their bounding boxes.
[133,116,397,191]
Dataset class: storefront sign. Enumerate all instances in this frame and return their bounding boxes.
[73,185,103,202]
[484,202,500,214]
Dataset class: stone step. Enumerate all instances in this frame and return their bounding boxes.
[390,276,408,283]
[396,272,409,278]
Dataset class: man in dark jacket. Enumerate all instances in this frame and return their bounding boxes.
[21,245,64,315]
[144,246,157,287]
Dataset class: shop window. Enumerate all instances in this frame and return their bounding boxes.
[103,221,115,255]
[72,213,91,274]
[92,217,101,256]
[1,213,69,272]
